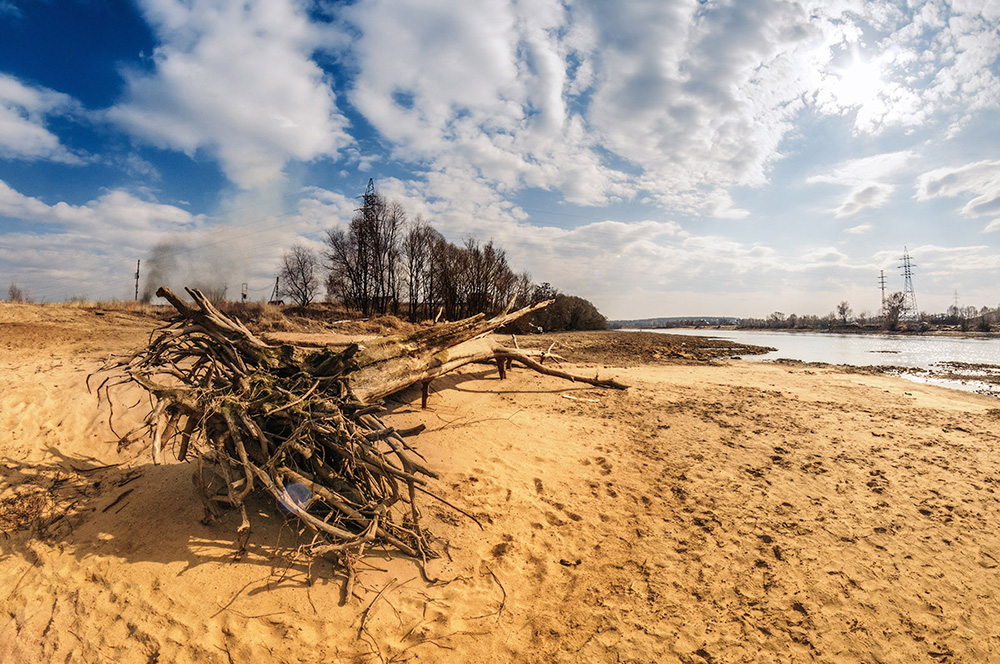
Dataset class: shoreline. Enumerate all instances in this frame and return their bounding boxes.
[621,324,1000,341]
[4,312,1000,662]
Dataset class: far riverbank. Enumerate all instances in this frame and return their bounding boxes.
[647,327,1000,396]
[656,324,1000,340]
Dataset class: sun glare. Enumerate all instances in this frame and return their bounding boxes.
[833,57,884,108]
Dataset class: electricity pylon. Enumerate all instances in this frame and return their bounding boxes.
[898,247,918,321]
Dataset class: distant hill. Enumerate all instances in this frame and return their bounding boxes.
[608,316,739,329]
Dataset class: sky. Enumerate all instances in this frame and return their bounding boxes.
[1,0,999,319]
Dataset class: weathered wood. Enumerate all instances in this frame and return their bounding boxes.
[494,347,629,391]
[349,336,626,404]
[94,286,626,571]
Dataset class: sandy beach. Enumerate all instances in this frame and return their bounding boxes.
[3,304,1000,663]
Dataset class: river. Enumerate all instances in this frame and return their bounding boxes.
[644,328,1000,396]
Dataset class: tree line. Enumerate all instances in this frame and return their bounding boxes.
[277,180,606,332]
[739,294,1000,333]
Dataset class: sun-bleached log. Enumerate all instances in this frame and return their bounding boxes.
[94,287,625,572]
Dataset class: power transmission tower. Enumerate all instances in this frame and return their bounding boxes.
[898,247,918,321]
[134,259,141,301]
[878,269,886,318]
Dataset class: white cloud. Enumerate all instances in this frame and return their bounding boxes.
[807,150,916,217]
[345,0,628,209]
[0,74,83,164]
[342,0,1000,220]
[0,177,364,301]
[346,0,840,216]
[0,179,204,299]
[952,0,1000,21]
[0,179,196,238]
[109,0,352,189]
[808,2,1000,135]
[889,243,1000,273]
[915,160,1000,222]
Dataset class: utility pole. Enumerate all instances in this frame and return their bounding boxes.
[269,276,280,304]
[898,247,918,321]
[134,259,141,301]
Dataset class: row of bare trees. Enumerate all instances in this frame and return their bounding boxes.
[321,181,529,320]
[277,180,606,330]
[740,297,901,331]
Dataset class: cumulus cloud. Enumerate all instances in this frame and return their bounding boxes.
[0,74,84,163]
[0,178,203,299]
[109,0,352,189]
[344,0,842,217]
[0,177,363,301]
[338,0,1000,219]
[0,179,197,242]
[813,1,1000,135]
[915,160,1000,222]
[344,0,627,208]
[807,150,916,217]
[872,243,1000,275]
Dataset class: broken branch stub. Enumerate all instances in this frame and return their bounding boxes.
[94,287,625,568]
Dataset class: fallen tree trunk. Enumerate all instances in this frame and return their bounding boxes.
[349,337,628,403]
[93,287,626,570]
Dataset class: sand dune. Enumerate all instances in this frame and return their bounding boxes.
[3,306,1000,662]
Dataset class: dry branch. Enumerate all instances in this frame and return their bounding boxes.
[94,287,626,568]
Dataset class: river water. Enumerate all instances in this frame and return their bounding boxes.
[645,328,1000,395]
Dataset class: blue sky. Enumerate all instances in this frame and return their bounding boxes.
[1,0,999,319]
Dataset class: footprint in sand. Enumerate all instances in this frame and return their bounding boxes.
[544,511,567,526]
[867,469,889,494]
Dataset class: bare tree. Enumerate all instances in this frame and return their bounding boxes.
[381,200,406,315]
[7,283,28,302]
[766,311,786,328]
[279,245,320,307]
[883,292,906,330]
[401,216,436,321]
[464,238,513,315]
[325,180,403,316]
[429,237,468,320]
[836,301,852,326]
[512,271,534,308]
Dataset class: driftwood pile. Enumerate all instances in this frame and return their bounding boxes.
[94,287,626,569]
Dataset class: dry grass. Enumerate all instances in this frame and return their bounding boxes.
[1,296,421,338]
